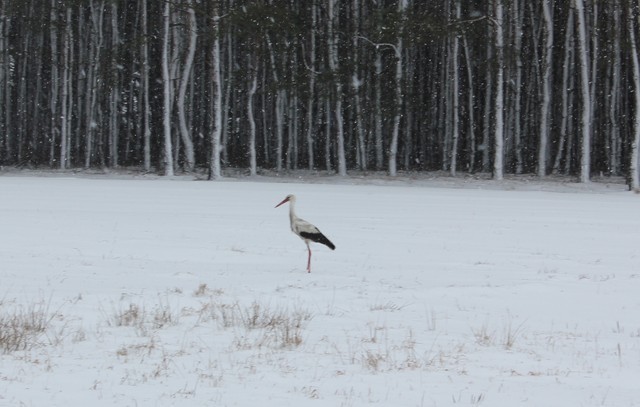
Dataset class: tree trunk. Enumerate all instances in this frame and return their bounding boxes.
[608,0,622,175]
[450,0,461,177]
[513,0,523,174]
[50,0,59,167]
[374,52,384,170]
[328,0,347,176]
[60,7,71,169]
[352,0,366,171]
[538,0,554,177]
[162,1,174,176]
[141,0,151,171]
[482,22,493,173]
[209,5,223,180]
[553,8,575,175]
[462,36,476,173]
[574,0,591,183]
[628,4,640,191]
[389,0,407,177]
[306,0,317,170]
[177,0,197,172]
[493,0,505,180]
[248,57,258,176]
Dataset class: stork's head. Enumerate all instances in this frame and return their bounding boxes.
[275,194,295,208]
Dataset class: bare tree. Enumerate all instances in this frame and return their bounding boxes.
[141,0,151,172]
[628,3,640,191]
[493,0,505,180]
[209,2,223,180]
[247,56,258,176]
[328,0,347,176]
[450,0,461,176]
[177,0,197,172]
[161,0,174,176]
[538,0,554,177]
[574,0,591,183]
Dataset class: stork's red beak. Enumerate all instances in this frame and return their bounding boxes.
[275,196,289,208]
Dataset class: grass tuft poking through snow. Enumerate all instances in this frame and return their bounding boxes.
[0,299,54,353]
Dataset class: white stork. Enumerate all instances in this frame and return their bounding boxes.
[275,194,335,273]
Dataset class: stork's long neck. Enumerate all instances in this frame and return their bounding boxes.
[288,198,297,226]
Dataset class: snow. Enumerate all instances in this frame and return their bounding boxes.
[1,173,639,406]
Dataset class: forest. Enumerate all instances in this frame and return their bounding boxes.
[1,0,640,187]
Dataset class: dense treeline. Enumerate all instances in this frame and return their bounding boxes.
[1,0,640,185]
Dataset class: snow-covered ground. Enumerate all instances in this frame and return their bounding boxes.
[0,173,638,406]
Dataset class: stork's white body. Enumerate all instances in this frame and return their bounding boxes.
[275,194,335,273]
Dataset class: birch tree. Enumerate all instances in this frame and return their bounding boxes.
[538,0,554,177]
[306,0,317,170]
[574,0,591,183]
[449,0,461,177]
[552,8,574,175]
[60,7,72,169]
[628,3,640,191]
[351,0,366,170]
[493,0,505,180]
[50,0,59,166]
[328,0,347,176]
[209,2,223,180]
[177,0,197,172]
[108,2,120,168]
[388,0,408,177]
[161,1,175,176]
[247,56,258,176]
[141,0,151,171]
[608,0,622,175]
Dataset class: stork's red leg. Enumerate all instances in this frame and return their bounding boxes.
[306,244,312,273]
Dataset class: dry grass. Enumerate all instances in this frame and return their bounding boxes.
[197,297,312,349]
[0,299,54,353]
[108,296,181,336]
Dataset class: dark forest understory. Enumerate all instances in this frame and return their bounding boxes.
[1,0,640,187]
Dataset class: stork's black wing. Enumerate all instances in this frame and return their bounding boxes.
[300,231,335,250]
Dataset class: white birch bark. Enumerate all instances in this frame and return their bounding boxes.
[574,0,591,183]
[628,6,640,191]
[141,0,151,171]
[608,1,621,175]
[389,0,408,177]
[161,1,174,176]
[482,22,493,173]
[352,0,366,170]
[177,0,197,172]
[60,8,71,169]
[248,59,258,176]
[85,0,105,169]
[328,0,347,176]
[50,0,59,166]
[462,36,475,172]
[538,0,554,177]
[493,0,505,180]
[306,0,317,170]
[553,8,574,175]
[209,8,223,180]
[513,0,523,174]
[221,19,233,166]
[374,52,384,170]
[109,2,119,168]
[450,0,461,177]
[170,12,181,170]
[324,97,332,171]
[266,36,285,172]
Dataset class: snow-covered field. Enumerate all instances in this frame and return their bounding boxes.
[1,173,638,406]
